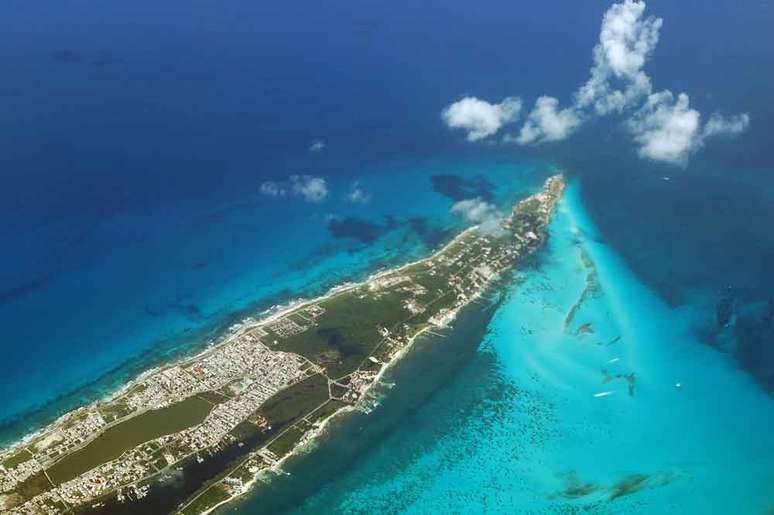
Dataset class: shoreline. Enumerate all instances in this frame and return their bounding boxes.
[186,197,549,515]
[195,284,471,515]
[3,175,564,514]
[0,226,478,460]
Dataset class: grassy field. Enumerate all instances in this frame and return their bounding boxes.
[267,426,305,458]
[178,483,231,515]
[5,470,53,508]
[229,420,263,442]
[47,396,213,484]
[268,230,489,382]
[5,181,563,515]
[307,399,348,425]
[275,280,434,378]
[141,182,562,515]
[20,471,53,495]
[259,374,329,429]
[98,401,135,424]
[2,448,33,469]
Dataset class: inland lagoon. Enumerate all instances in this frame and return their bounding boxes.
[1,0,773,512]
[228,182,774,514]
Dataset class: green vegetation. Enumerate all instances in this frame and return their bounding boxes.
[512,197,544,232]
[61,411,89,431]
[229,420,263,442]
[98,401,135,423]
[262,225,504,421]
[330,382,348,398]
[257,374,340,458]
[289,314,309,326]
[47,396,213,484]
[44,498,69,512]
[2,448,33,469]
[226,464,255,485]
[178,484,231,515]
[259,374,330,429]
[198,390,230,404]
[307,399,348,425]
[275,291,413,378]
[268,192,547,382]
[11,471,52,504]
[267,426,305,457]
[4,177,564,514]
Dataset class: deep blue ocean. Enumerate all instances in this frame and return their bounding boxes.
[1,0,772,512]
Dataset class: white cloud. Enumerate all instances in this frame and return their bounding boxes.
[629,91,750,165]
[440,0,749,165]
[346,181,371,204]
[576,0,661,114]
[259,181,286,197]
[309,139,326,152]
[441,96,522,141]
[628,91,701,165]
[290,175,328,202]
[598,0,661,78]
[703,112,750,138]
[450,197,503,234]
[509,96,581,145]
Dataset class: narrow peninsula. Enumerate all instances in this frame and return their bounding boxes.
[0,175,565,515]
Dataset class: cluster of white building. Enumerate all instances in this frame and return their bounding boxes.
[182,355,306,454]
[5,487,67,514]
[0,454,41,494]
[266,317,306,338]
[1,319,313,511]
[57,442,156,505]
[53,347,307,505]
[0,408,109,495]
[2,177,566,514]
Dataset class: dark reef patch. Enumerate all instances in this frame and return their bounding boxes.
[0,285,302,447]
[327,217,382,244]
[144,304,163,317]
[180,303,204,320]
[408,217,454,250]
[50,49,119,67]
[326,216,397,244]
[224,292,510,515]
[0,278,47,306]
[601,369,637,396]
[90,50,118,67]
[735,299,774,393]
[287,241,352,272]
[51,49,82,63]
[609,473,649,500]
[551,472,598,499]
[430,174,494,202]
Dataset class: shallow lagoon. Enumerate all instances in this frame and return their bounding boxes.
[229,182,773,514]
[0,155,549,446]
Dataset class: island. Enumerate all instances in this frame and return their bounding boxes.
[0,175,564,515]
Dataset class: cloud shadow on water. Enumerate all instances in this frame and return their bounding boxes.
[430,174,494,202]
[408,217,455,250]
[327,216,399,245]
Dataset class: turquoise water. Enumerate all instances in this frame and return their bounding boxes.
[229,182,773,514]
[1,0,772,510]
[0,155,549,446]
